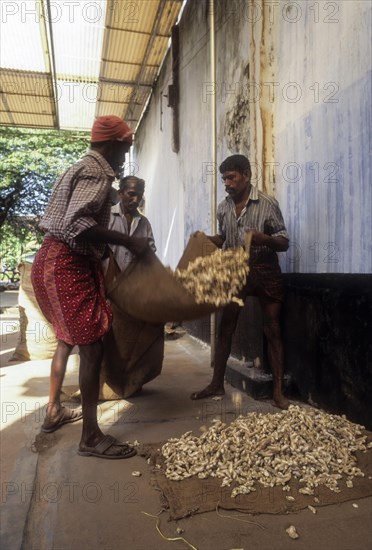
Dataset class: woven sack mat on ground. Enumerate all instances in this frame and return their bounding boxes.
[138,432,372,520]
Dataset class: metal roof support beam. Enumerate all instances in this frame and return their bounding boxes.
[44,0,60,130]
[106,25,170,39]
[125,0,168,123]
[99,77,153,88]
[102,58,159,69]
[209,0,217,369]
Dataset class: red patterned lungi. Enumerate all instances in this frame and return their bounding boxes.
[31,236,112,346]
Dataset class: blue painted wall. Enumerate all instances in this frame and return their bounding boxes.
[274,1,371,274]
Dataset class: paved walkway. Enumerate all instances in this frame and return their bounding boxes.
[1,297,371,550]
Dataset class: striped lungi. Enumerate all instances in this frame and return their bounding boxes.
[31,236,112,346]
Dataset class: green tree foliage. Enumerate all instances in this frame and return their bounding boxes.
[0,127,89,229]
[0,222,38,272]
[0,127,89,267]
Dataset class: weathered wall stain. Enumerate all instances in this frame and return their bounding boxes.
[223,63,250,153]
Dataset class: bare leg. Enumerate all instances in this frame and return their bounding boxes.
[46,340,73,417]
[78,340,136,458]
[262,302,290,410]
[78,340,104,447]
[190,303,241,399]
[41,340,85,432]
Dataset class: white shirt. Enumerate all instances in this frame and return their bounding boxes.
[106,201,156,272]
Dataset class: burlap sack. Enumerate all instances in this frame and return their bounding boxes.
[99,253,165,399]
[176,231,217,270]
[108,232,219,323]
[62,304,165,401]
[10,258,163,402]
[100,303,164,398]
[11,262,58,361]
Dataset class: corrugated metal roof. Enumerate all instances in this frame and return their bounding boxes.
[0,0,184,132]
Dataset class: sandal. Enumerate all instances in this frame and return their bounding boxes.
[41,406,83,433]
[77,435,137,459]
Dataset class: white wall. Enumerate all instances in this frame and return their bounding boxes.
[133,50,184,269]
[274,0,371,273]
[134,0,371,274]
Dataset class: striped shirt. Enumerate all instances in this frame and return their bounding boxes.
[106,202,156,271]
[40,150,115,260]
[217,185,289,265]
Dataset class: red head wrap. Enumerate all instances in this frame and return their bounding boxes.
[91,115,133,144]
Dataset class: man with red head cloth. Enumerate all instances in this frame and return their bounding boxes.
[31,115,149,459]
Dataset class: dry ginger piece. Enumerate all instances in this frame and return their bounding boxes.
[161,405,372,499]
[173,247,249,307]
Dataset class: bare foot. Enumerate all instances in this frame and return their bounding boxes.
[273,394,290,410]
[190,385,225,400]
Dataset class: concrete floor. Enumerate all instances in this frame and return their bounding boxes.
[1,294,371,550]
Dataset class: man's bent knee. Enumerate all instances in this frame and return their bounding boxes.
[263,320,281,340]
